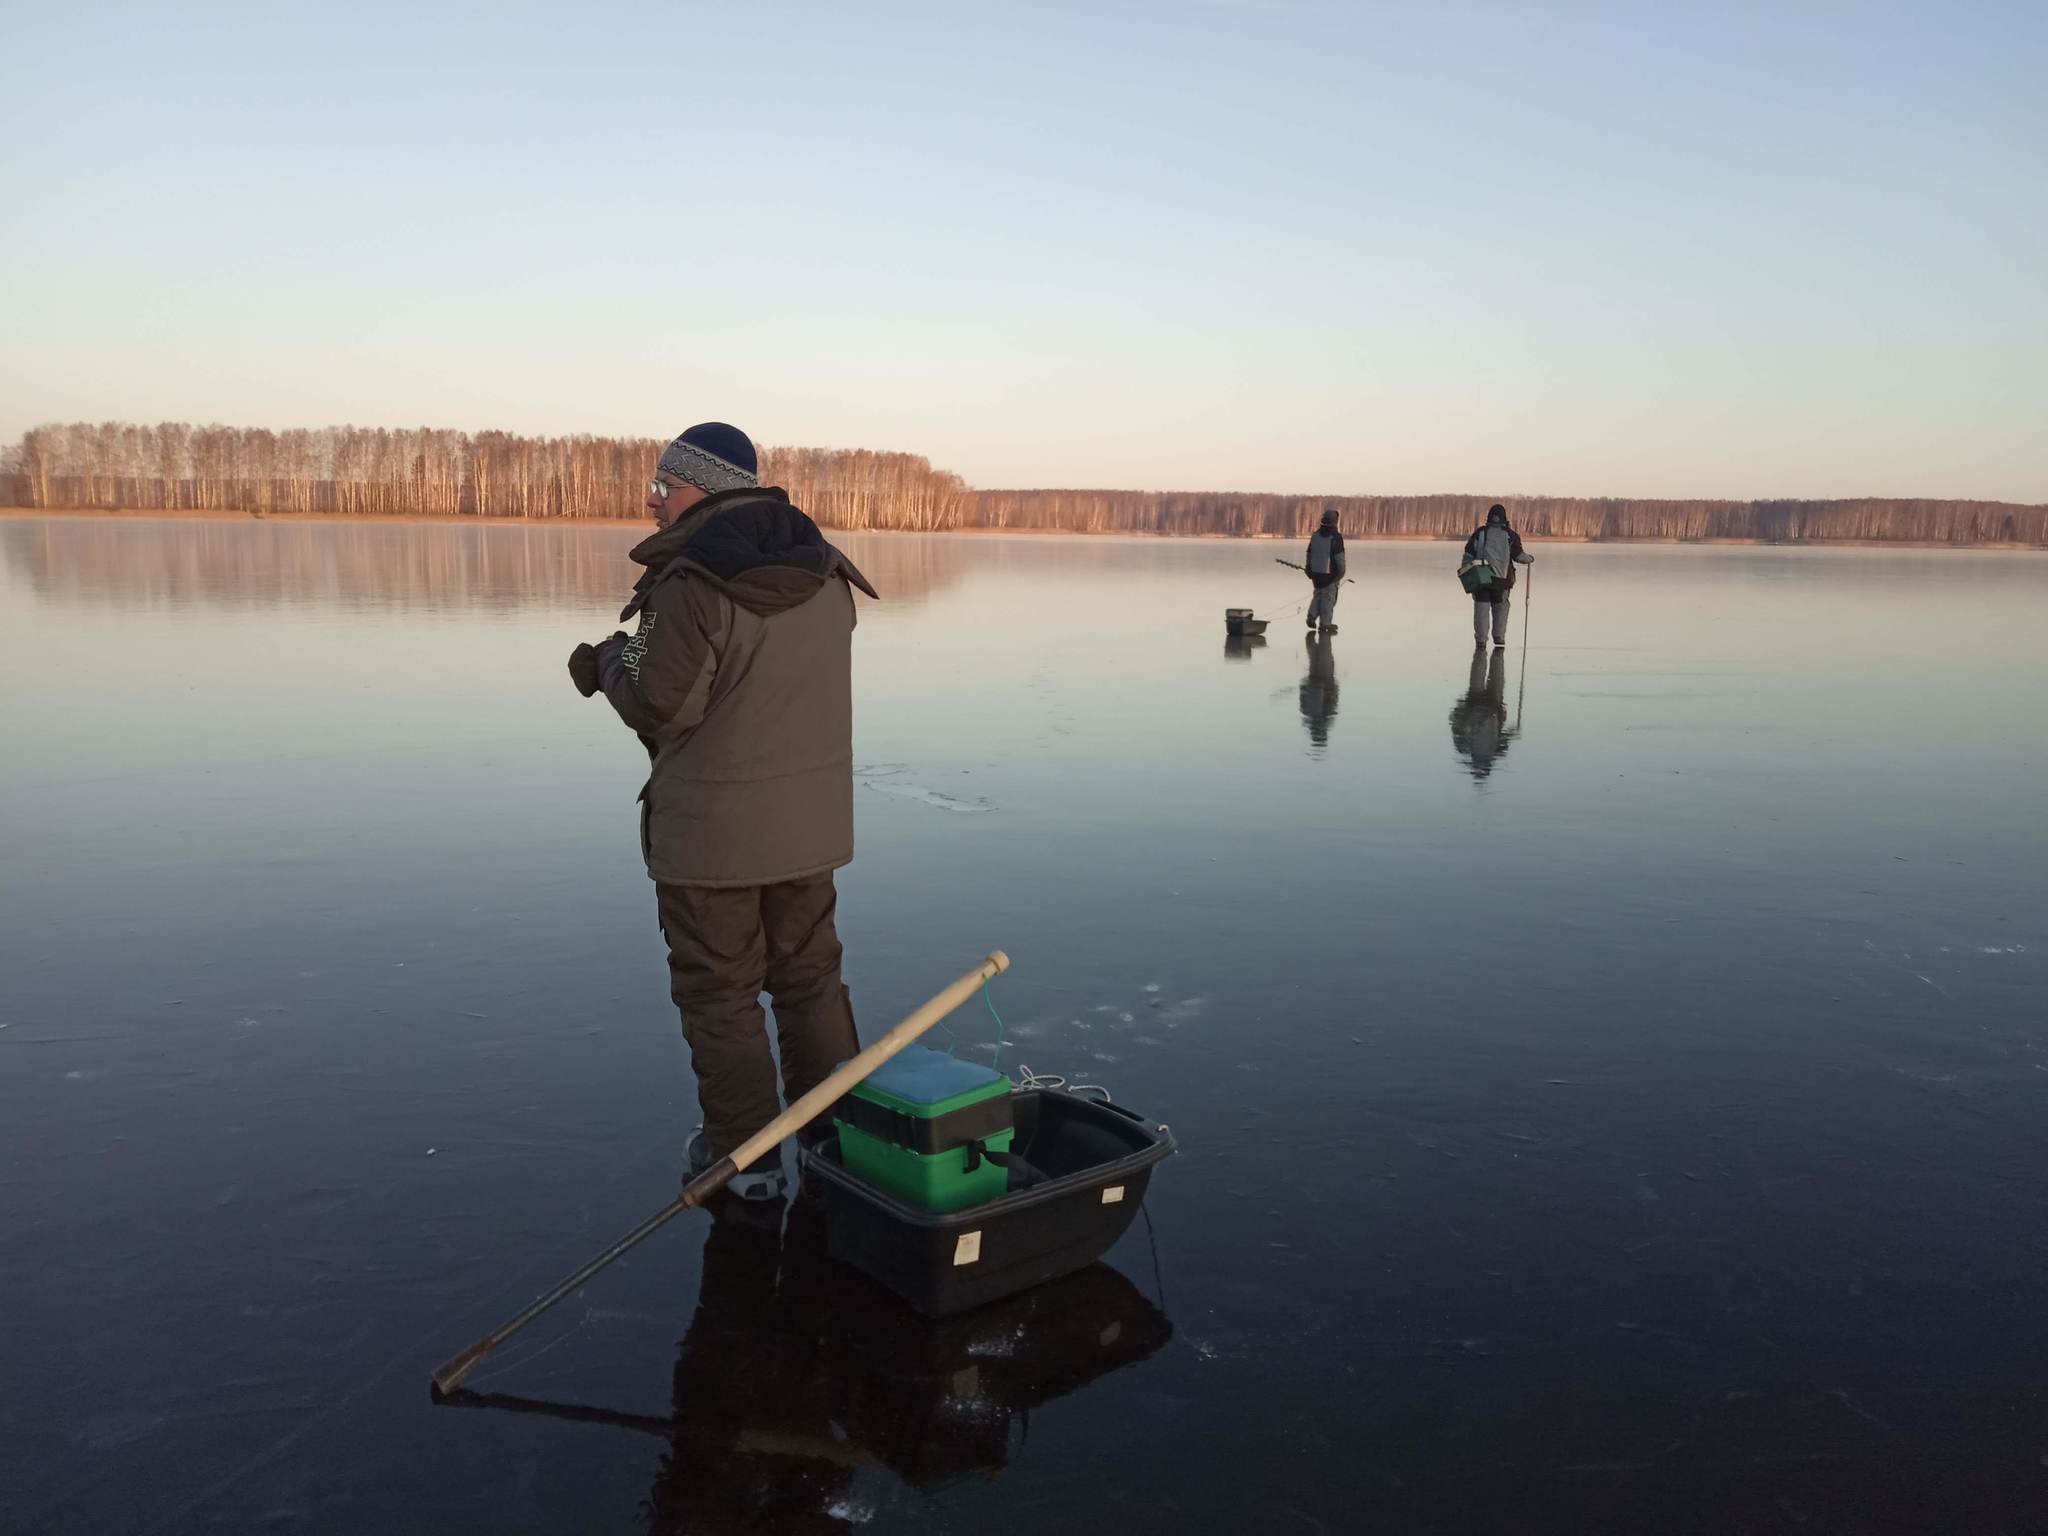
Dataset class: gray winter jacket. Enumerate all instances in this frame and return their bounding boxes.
[1463,523,1533,587]
[596,489,876,888]
[1306,526,1347,587]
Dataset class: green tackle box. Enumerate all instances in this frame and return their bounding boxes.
[834,1047,1015,1213]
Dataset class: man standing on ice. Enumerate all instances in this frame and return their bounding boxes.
[1305,507,1346,633]
[568,422,877,1203]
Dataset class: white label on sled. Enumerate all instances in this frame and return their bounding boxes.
[1101,1185,1126,1205]
[953,1230,982,1266]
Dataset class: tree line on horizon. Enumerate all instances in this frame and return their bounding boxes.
[975,487,2047,544]
[0,422,970,532]
[3,421,2041,545]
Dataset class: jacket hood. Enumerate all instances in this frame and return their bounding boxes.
[622,488,878,620]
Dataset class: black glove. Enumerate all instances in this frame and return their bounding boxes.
[568,642,601,697]
[573,638,602,700]
[569,632,631,698]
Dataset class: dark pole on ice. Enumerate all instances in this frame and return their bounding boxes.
[1515,563,1531,729]
[1273,558,1356,585]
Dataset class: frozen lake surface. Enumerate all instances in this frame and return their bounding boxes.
[3,516,2045,1532]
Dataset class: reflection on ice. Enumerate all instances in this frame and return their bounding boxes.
[1448,644,1519,780]
[437,1200,1171,1528]
[1298,633,1339,753]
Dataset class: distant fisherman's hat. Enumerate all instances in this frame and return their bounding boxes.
[1321,507,1340,524]
[658,422,758,494]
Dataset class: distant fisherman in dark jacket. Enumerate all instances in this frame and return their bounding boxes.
[567,422,878,1203]
[1462,503,1533,648]
[1305,508,1346,633]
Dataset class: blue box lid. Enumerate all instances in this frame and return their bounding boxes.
[855,1045,1006,1109]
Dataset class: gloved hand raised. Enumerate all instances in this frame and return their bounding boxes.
[568,632,628,698]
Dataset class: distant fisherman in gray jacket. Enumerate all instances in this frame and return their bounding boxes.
[1305,508,1346,633]
[1462,504,1533,648]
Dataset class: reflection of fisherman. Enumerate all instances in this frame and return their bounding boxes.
[1304,508,1346,633]
[648,1200,855,1534]
[639,1198,1173,1531]
[1461,503,1533,648]
[1298,632,1339,751]
[1449,644,1517,778]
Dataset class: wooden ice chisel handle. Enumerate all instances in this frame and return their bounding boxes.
[430,949,1010,1395]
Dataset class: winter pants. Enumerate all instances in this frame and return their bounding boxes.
[1474,593,1511,645]
[655,873,861,1159]
[1308,583,1340,628]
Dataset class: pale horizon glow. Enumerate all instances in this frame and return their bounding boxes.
[1,1,2043,504]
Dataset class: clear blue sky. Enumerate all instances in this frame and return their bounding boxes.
[2,0,2042,500]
